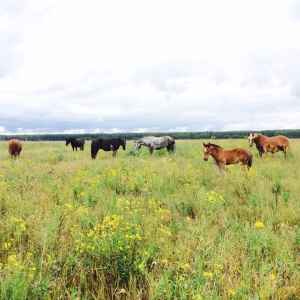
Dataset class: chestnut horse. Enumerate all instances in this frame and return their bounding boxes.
[8,139,22,158]
[248,133,291,157]
[203,143,253,173]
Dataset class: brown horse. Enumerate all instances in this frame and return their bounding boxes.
[248,133,291,157]
[203,143,253,173]
[66,137,85,151]
[8,139,22,158]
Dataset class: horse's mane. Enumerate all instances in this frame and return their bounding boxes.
[208,143,223,149]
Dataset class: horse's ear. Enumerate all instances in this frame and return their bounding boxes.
[203,143,205,146]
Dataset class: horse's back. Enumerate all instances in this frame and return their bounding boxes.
[235,147,252,155]
[221,147,251,164]
[263,135,289,145]
[153,136,173,148]
[275,135,290,145]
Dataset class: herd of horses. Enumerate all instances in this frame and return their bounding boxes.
[7,133,292,173]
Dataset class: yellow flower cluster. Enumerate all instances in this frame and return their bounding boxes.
[203,191,225,203]
[180,263,190,269]
[203,271,213,279]
[10,217,27,232]
[68,196,174,260]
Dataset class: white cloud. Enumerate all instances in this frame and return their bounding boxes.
[0,0,299,134]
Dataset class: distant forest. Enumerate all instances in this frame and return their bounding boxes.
[1,129,300,141]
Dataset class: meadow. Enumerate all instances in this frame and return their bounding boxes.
[0,139,300,300]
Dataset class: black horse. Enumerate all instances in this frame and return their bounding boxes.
[66,137,85,151]
[91,138,126,159]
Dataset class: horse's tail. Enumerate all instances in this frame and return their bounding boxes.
[91,141,95,159]
[247,152,253,169]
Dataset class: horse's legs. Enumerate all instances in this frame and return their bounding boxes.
[262,145,269,157]
[284,145,292,157]
[109,145,116,157]
[218,166,227,176]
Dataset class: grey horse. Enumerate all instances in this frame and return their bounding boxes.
[134,136,175,155]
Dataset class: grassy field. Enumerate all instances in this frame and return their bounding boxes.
[0,139,300,299]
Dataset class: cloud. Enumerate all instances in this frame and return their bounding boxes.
[0,0,299,135]
[289,0,300,19]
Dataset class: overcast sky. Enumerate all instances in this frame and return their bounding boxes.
[1,0,300,135]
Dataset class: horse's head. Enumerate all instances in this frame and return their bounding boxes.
[248,133,256,147]
[122,140,126,150]
[66,138,71,146]
[134,141,141,151]
[203,143,211,161]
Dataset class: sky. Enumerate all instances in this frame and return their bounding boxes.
[1,0,300,135]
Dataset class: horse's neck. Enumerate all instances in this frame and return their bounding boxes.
[210,147,221,157]
[140,140,149,146]
[256,135,265,144]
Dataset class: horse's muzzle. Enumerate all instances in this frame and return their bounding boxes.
[204,158,208,161]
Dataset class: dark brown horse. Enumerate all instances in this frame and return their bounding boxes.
[66,137,85,151]
[8,139,22,158]
[248,133,291,157]
[203,143,253,173]
[91,138,126,159]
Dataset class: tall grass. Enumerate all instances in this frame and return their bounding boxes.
[0,139,300,299]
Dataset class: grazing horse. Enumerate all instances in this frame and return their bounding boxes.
[134,136,175,155]
[91,138,126,159]
[66,137,85,151]
[8,139,22,158]
[203,143,253,173]
[248,133,291,157]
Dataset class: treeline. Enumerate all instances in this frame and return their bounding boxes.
[1,129,300,141]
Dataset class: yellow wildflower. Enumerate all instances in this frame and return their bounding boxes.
[270,273,276,281]
[254,221,264,228]
[203,271,213,278]
[180,263,190,269]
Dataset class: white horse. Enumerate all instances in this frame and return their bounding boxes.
[134,136,175,154]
